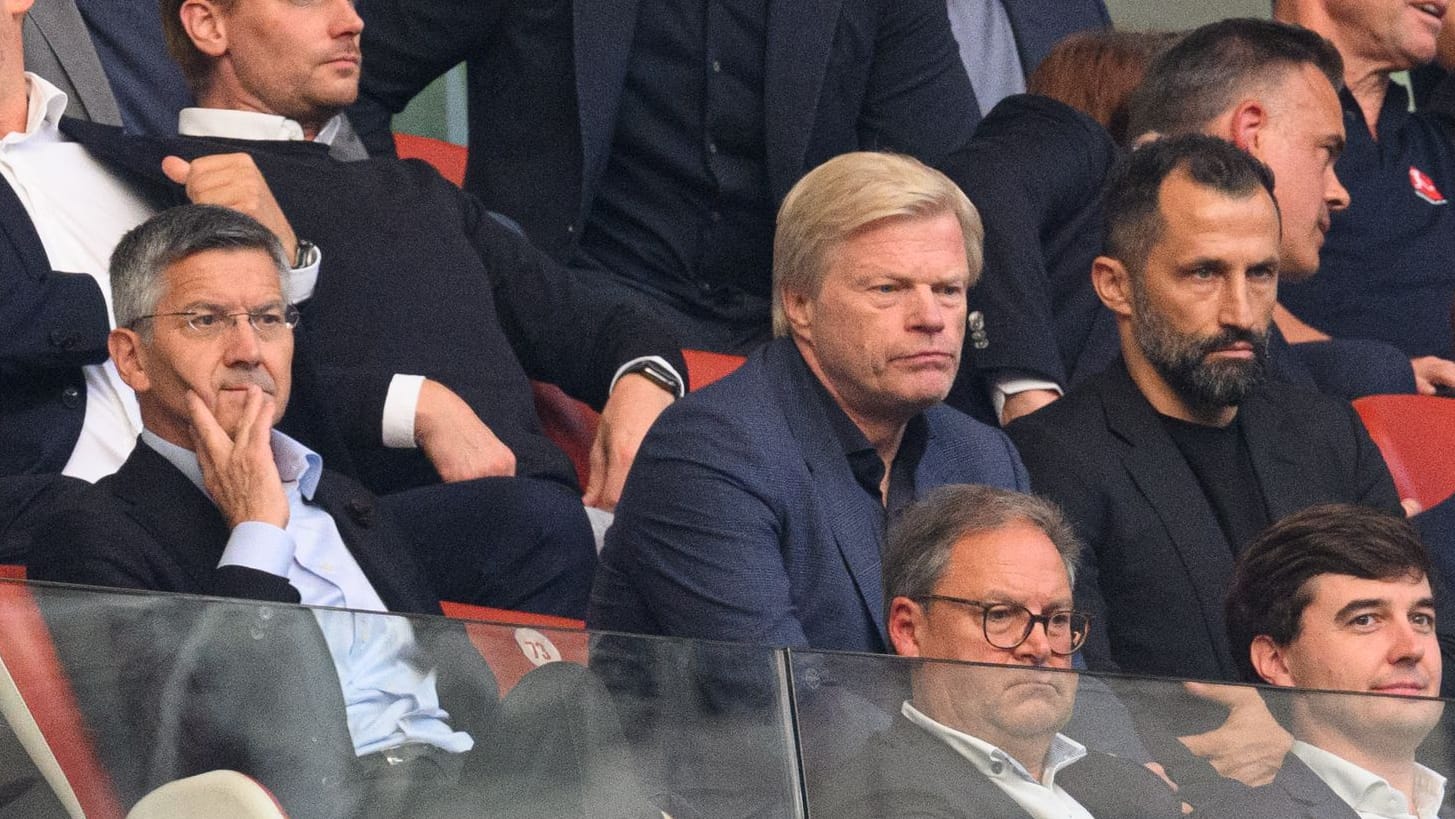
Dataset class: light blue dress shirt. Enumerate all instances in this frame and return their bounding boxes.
[946,0,1026,116]
[140,429,474,757]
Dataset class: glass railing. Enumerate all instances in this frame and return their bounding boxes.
[2,579,1452,818]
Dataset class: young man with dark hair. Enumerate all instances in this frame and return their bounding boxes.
[1221,503,1447,819]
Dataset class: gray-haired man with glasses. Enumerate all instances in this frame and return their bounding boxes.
[820,484,1179,818]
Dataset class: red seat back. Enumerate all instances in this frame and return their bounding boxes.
[1353,394,1455,511]
[393,133,468,187]
[0,581,125,818]
[439,602,587,695]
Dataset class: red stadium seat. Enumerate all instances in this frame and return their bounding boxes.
[439,601,587,695]
[1353,394,1455,511]
[393,132,467,187]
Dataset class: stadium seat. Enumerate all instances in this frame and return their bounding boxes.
[392,132,467,187]
[1353,394,1455,511]
[439,601,587,695]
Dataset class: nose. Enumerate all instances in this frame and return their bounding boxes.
[1218,276,1257,330]
[1388,619,1428,665]
[1013,617,1054,664]
[1326,166,1350,213]
[221,316,265,365]
[906,285,948,334]
[332,0,364,36]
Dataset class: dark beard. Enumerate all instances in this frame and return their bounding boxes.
[1133,304,1269,410]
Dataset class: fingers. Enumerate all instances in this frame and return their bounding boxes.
[1403,498,1425,517]
[583,432,609,508]
[161,155,191,185]
[186,389,231,457]
[1181,680,1249,708]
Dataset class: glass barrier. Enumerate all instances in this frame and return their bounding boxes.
[790,648,1455,818]
[0,580,799,819]
[5,577,1454,819]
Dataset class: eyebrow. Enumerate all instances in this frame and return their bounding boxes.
[1332,597,1437,620]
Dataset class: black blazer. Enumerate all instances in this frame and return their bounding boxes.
[353,0,981,269]
[1006,360,1403,681]
[812,713,1181,818]
[1193,752,1455,819]
[61,116,685,493]
[27,441,499,815]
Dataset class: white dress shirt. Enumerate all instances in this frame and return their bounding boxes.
[1292,740,1447,819]
[1,74,148,480]
[902,701,1094,819]
[142,428,474,757]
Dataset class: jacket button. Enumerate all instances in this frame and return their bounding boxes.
[61,386,81,408]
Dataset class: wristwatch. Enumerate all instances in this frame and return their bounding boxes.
[622,359,685,397]
[293,238,317,269]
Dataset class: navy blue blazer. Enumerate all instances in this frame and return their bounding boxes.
[0,175,111,477]
[588,338,1029,653]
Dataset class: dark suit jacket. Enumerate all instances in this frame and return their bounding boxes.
[1006,360,1403,681]
[588,337,1029,653]
[993,0,1111,78]
[26,441,499,816]
[61,117,684,493]
[813,713,1181,818]
[353,0,980,270]
[0,175,111,477]
[1196,752,1455,819]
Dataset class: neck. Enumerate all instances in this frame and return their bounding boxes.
[0,48,28,136]
[1297,723,1422,812]
[197,85,328,140]
[1120,336,1237,427]
[1273,1,1388,139]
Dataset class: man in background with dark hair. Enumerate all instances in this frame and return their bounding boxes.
[969,17,1443,428]
[1221,503,1447,818]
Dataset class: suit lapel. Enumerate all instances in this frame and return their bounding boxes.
[22,2,123,126]
[1240,392,1316,522]
[1276,754,1364,819]
[573,0,640,210]
[0,176,52,278]
[106,443,233,592]
[883,717,1034,818]
[1100,365,1237,675]
[764,0,845,201]
[767,342,888,644]
[311,474,439,616]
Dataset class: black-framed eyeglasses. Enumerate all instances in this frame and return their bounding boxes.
[128,305,301,340]
[916,595,1092,656]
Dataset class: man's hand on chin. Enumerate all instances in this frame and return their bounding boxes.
[584,372,675,511]
[188,385,290,530]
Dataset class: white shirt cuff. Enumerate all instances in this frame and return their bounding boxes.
[610,356,686,398]
[382,374,426,448]
[218,522,297,577]
[991,373,1063,420]
[285,242,322,304]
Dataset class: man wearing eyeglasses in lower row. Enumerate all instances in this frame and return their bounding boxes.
[818,484,1181,818]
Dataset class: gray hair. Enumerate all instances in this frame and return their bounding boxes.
[883,485,1082,612]
[772,151,983,337]
[111,204,289,334]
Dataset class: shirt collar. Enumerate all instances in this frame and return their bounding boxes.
[140,427,324,500]
[784,341,927,501]
[178,107,342,145]
[1291,740,1447,819]
[4,73,69,144]
[901,701,1087,788]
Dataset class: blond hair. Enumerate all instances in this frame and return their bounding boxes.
[771,152,983,337]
